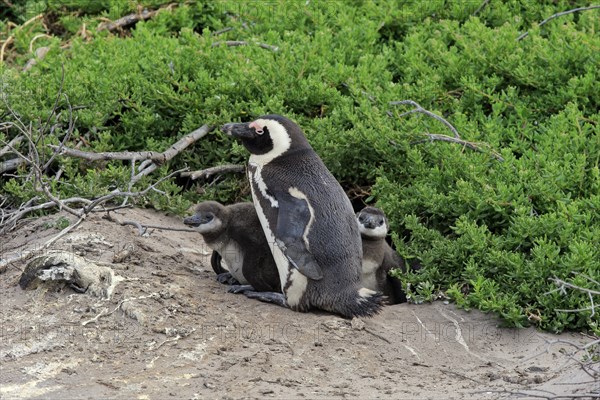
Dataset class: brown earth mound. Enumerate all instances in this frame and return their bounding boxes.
[0,209,596,399]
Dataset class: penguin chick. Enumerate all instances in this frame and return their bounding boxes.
[357,206,407,304]
[222,115,383,318]
[183,201,281,293]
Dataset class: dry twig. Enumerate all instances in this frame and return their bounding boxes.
[81,293,159,326]
[389,100,505,161]
[472,0,491,16]
[50,124,214,186]
[97,3,178,32]
[547,274,600,318]
[180,164,245,180]
[389,100,460,138]
[517,5,600,41]
[103,211,198,236]
[212,40,279,52]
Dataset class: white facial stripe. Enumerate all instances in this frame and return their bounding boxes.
[248,119,291,166]
[250,165,278,208]
[288,187,314,250]
[358,222,388,238]
[194,218,223,234]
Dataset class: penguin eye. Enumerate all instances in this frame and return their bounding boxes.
[378,220,384,226]
[358,215,366,223]
[255,126,266,135]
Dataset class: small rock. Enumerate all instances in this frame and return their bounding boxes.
[351,318,365,330]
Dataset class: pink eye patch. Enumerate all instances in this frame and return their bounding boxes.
[249,121,263,134]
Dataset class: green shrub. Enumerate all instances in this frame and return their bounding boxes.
[1,0,598,333]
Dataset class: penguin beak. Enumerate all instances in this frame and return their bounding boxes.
[221,122,255,139]
[361,215,379,230]
[183,215,201,227]
[184,213,214,227]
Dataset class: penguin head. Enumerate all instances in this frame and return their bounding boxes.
[357,207,388,239]
[184,201,226,234]
[221,115,310,163]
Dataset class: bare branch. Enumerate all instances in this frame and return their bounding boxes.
[472,0,491,16]
[50,124,214,164]
[104,212,198,236]
[550,276,600,297]
[97,3,178,32]
[48,146,169,162]
[548,275,600,319]
[418,133,505,162]
[0,135,23,157]
[83,167,188,213]
[180,164,245,180]
[0,157,27,173]
[389,100,504,162]
[517,5,600,41]
[212,40,279,52]
[390,100,460,138]
[212,27,233,36]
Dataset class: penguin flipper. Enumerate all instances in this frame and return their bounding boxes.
[211,251,229,275]
[383,250,407,304]
[242,253,282,292]
[274,191,323,280]
[243,291,288,308]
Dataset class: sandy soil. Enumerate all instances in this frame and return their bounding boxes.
[0,208,597,400]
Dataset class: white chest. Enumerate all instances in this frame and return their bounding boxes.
[217,241,248,285]
[361,259,380,291]
[248,166,308,306]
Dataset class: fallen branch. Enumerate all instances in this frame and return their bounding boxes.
[180,164,245,180]
[517,5,600,41]
[0,135,23,157]
[547,274,600,318]
[0,198,90,234]
[389,100,504,161]
[0,215,85,274]
[97,3,178,32]
[212,40,279,52]
[0,157,27,173]
[49,124,214,186]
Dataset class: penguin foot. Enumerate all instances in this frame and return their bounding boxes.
[216,272,240,285]
[243,291,288,308]
[227,284,255,294]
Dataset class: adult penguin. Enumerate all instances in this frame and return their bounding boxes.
[222,115,382,318]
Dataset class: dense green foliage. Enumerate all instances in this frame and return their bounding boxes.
[1,0,598,333]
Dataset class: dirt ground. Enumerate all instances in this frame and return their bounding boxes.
[0,208,597,400]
